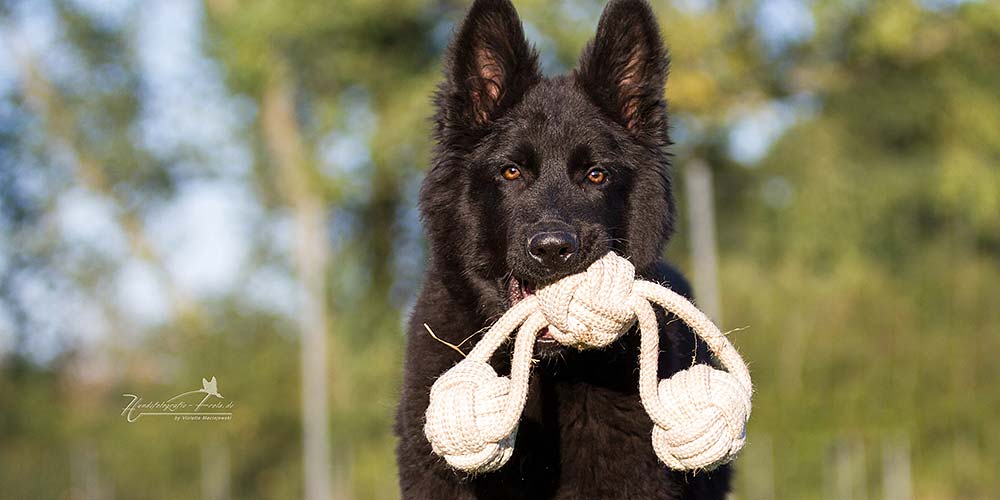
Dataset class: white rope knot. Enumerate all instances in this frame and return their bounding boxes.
[424,253,753,474]
[535,254,636,348]
[651,365,751,470]
[423,359,517,472]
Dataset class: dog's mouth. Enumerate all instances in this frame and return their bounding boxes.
[508,277,555,342]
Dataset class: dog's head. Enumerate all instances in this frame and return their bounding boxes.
[422,0,673,335]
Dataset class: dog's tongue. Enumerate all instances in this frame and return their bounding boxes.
[509,279,553,340]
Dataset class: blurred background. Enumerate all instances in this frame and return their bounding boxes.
[0,0,997,498]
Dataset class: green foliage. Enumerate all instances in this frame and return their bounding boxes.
[1,0,998,498]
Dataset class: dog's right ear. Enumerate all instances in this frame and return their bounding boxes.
[440,0,540,128]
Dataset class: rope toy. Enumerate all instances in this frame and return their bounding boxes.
[423,252,752,474]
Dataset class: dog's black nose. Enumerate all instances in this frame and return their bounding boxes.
[527,230,579,269]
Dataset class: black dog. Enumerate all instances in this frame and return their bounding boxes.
[395,0,731,497]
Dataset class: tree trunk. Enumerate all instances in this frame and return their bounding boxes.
[684,158,723,324]
[261,60,335,500]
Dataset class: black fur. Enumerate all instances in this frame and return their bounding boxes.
[395,1,732,498]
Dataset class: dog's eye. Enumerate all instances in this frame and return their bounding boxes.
[586,167,608,185]
[502,165,522,181]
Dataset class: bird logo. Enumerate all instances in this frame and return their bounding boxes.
[163,376,225,412]
[201,376,223,399]
[195,376,224,411]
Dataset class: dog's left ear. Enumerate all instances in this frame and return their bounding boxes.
[442,0,540,128]
[577,0,669,134]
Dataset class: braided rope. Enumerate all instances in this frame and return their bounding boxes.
[423,252,752,474]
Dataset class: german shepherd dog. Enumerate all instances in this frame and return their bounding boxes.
[395,0,731,497]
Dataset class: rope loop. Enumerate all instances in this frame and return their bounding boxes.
[423,252,753,474]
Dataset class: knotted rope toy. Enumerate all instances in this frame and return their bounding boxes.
[423,252,752,474]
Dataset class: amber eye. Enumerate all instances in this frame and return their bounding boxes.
[502,165,521,180]
[586,167,608,184]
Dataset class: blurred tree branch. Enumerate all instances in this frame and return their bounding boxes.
[4,36,204,327]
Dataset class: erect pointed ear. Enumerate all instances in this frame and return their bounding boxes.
[442,0,540,128]
[577,0,669,133]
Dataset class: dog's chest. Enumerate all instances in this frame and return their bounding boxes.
[473,379,685,500]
